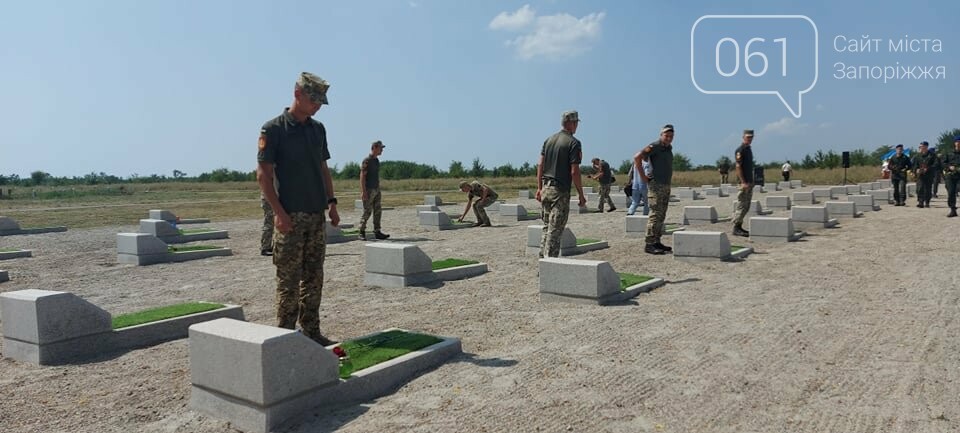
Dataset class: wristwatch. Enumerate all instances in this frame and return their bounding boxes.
[327,197,338,205]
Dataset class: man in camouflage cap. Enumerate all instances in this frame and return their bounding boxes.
[359,140,389,240]
[537,110,586,258]
[636,124,675,254]
[456,180,498,227]
[256,71,339,346]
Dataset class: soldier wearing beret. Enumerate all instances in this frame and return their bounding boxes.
[888,144,912,206]
[943,137,960,217]
[256,72,339,346]
[912,141,939,208]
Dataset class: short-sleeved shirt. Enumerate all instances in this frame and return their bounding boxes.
[597,161,612,184]
[257,108,331,213]
[361,155,380,189]
[781,163,792,172]
[467,181,498,201]
[645,140,673,184]
[718,163,730,174]
[541,130,583,192]
[736,144,754,183]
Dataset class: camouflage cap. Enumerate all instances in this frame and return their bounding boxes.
[743,129,755,136]
[458,181,470,189]
[372,140,385,148]
[296,72,330,105]
[561,110,580,122]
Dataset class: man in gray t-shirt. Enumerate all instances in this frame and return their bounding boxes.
[635,124,675,255]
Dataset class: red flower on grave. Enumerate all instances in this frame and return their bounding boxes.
[176,216,181,222]
[332,346,347,358]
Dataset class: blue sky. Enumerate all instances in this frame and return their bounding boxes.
[2,0,958,178]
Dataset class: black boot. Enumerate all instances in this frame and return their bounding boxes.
[733,225,750,237]
[374,231,390,240]
[654,242,672,252]
[949,209,958,218]
[644,243,665,255]
[359,230,366,240]
[917,203,924,208]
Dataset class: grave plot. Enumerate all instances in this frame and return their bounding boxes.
[525,225,608,256]
[485,200,507,213]
[0,216,67,236]
[363,243,487,288]
[778,181,793,190]
[792,191,818,205]
[674,187,703,200]
[680,206,730,225]
[538,257,665,305]
[790,206,839,229]
[189,320,461,433]
[765,182,781,191]
[0,270,8,282]
[139,219,228,244]
[0,248,32,260]
[790,180,804,188]
[857,182,874,193]
[117,233,232,266]
[582,186,595,194]
[765,196,791,211]
[418,211,474,231]
[866,189,893,204]
[326,223,360,244]
[720,185,735,195]
[569,201,603,214]
[424,195,455,206]
[498,204,539,223]
[907,183,916,197]
[825,201,863,219]
[518,190,534,199]
[811,188,833,201]
[748,217,805,242]
[752,185,766,194]
[846,185,862,195]
[149,209,210,225]
[625,215,683,238]
[415,204,440,214]
[728,200,772,217]
[0,289,243,365]
[354,200,396,211]
[673,231,753,262]
[847,194,880,211]
[876,179,892,189]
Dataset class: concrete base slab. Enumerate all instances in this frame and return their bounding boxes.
[540,278,665,305]
[168,248,233,263]
[0,249,32,260]
[178,218,211,225]
[160,230,230,244]
[793,219,839,230]
[363,271,438,288]
[0,227,68,236]
[434,263,488,281]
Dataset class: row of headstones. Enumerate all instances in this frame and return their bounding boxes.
[0,289,461,433]
[0,215,67,236]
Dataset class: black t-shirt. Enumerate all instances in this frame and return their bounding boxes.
[257,109,331,213]
[646,140,673,184]
[735,144,754,183]
[541,130,583,192]
[362,155,380,189]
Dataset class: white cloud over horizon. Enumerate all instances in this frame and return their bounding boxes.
[489,5,605,60]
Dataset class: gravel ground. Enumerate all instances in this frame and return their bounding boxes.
[1,185,959,433]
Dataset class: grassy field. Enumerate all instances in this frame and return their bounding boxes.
[0,166,883,229]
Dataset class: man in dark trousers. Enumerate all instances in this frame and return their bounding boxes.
[888,144,912,206]
[912,141,939,208]
[943,137,960,217]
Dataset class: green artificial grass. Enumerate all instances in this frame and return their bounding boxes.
[177,228,216,235]
[431,258,479,270]
[0,248,22,252]
[575,238,600,246]
[731,245,747,252]
[112,302,225,329]
[527,211,541,217]
[341,228,360,235]
[338,330,443,378]
[167,245,223,253]
[618,273,654,291]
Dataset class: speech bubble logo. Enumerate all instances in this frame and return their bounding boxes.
[691,15,818,118]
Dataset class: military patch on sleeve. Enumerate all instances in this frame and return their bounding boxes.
[258,133,267,151]
[735,151,742,162]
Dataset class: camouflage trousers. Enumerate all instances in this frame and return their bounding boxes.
[359,187,382,232]
[260,198,274,251]
[597,183,615,210]
[273,212,327,340]
[540,185,571,258]
[732,184,755,226]
[473,195,497,224]
[644,181,671,245]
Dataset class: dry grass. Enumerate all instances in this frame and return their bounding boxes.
[0,166,885,229]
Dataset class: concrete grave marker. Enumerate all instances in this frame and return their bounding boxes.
[674,188,702,200]
[866,189,893,204]
[0,216,67,236]
[830,186,848,198]
[748,217,804,242]
[518,190,534,199]
[418,211,472,231]
[525,225,608,256]
[778,181,793,190]
[730,200,771,217]
[424,195,444,206]
[765,182,781,191]
[538,258,664,305]
[790,180,804,188]
[765,196,792,211]
[790,206,839,229]
[498,204,538,223]
[0,249,32,260]
[148,209,210,225]
[117,233,231,266]
[847,194,879,211]
[792,191,818,205]
[846,185,862,195]
[681,206,728,225]
[825,201,862,219]
[139,219,228,244]
[673,231,752,262]
[625,215,683,238]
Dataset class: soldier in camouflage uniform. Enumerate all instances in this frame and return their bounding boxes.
[256,72,339,346]
[943,137,960,217]
[888,144,912,206]
[912,141,939,208]
[537,110,586,258]
[456,180,498,226]
[359,140,389,240]
[589,157,616,212]
[636,124,676,254]
[732,129,756,237]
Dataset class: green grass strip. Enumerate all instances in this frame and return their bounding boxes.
[341,229,360,235]
[576,238,600,246]
[0,248,22,253]
[167,245,222,253]
[431,258,479,270]
[178,228,216,234]
[339,330,442,377]
[618,273,654,291]
[112,302,225,329]
[731,245,747,253]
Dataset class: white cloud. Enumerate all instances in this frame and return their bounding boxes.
[489,5,535,31]
[761,117,808,136]
[489,5,605,60]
